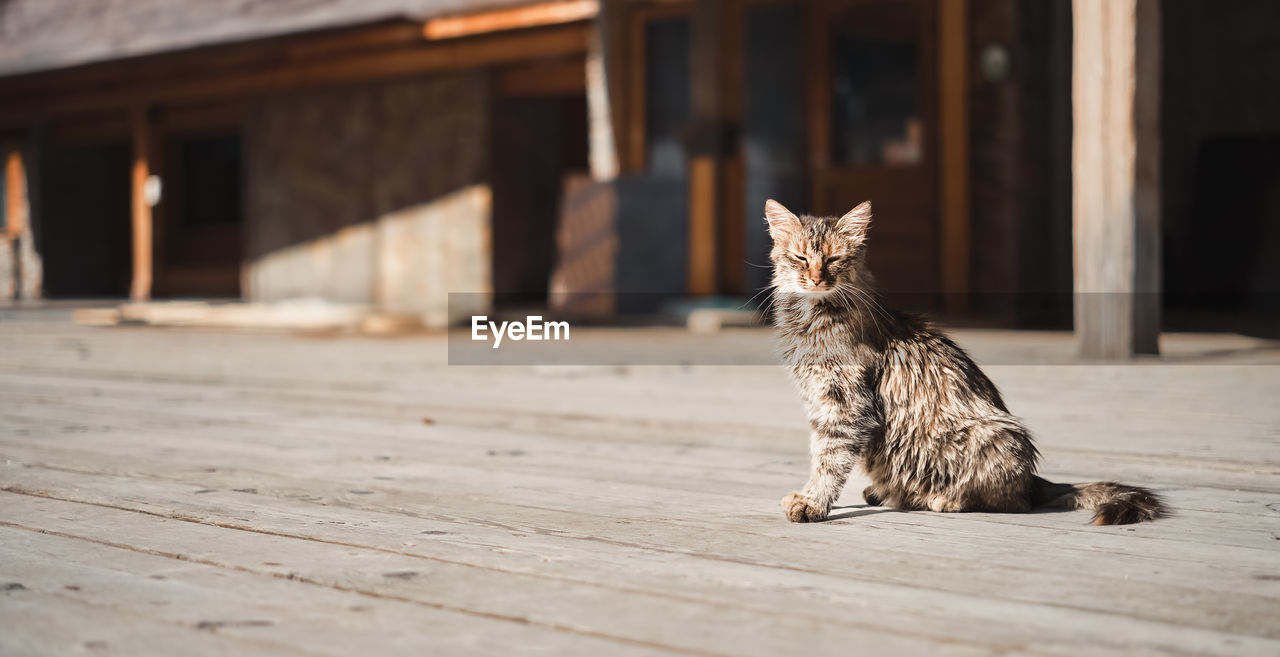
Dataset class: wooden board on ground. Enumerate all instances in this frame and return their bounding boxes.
[1,319,1278,656]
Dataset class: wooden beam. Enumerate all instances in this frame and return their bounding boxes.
[0,25,592,128]
[496,57,586,97]
[1072,0,1161,358]
[939,0,970,312]
[0,20,426,109]
[130,108,154,302]
[423,0,598,40]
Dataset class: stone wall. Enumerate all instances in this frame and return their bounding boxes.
[244,73,491,325]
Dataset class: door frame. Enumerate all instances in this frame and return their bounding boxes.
[804,0,968,300]
[153,101,247,298]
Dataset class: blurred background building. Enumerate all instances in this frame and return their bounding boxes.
[1,0,1276,353]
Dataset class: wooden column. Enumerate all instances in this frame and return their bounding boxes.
[1072,0,1161,358]
[5,147,29,301]
[687,0,742,296]
[586,2,619,181]
[939,0,970,312]
[4,149,24,240]
[130,107,154,302]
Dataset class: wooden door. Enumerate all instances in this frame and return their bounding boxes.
[808,0,939,295]
[156,130,245,298]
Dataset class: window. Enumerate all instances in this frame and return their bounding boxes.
[829,2,924,166]
[643,16,692,178]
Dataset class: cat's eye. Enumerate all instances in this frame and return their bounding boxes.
[790,254,807,263]
[825,256,844,265]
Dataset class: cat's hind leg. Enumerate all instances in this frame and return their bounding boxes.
[951,416,1039,513]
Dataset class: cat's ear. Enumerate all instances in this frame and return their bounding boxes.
[764,199,800,241]
[836,201,872,238]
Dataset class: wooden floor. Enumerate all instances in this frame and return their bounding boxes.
[1,317,1278,656]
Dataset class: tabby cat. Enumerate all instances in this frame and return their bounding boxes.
[766,199,1163,525]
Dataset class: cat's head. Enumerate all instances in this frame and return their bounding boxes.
[764,199,873,297]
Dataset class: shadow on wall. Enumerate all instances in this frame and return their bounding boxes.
[246,186,492,328]
[243,74,493,327]
[243,73,593,326]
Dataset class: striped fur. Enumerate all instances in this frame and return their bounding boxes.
[765,200,1164,525]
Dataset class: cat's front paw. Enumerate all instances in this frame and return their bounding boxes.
[782,492,828,523]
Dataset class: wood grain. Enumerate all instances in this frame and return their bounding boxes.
[0,320,1277,655]
[1072,0,1162,357]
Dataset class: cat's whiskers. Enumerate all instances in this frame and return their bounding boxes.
[740,283,780,322]
[739,283,776,311]
[849,284,894,331]
[838,285,882,340]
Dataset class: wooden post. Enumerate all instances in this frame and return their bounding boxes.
[4,150,24,240]
[130,107,154,302]
[5,147,29,301]
[939,0,970,312]
[1072,0,1161,358]
[586,2,619,181]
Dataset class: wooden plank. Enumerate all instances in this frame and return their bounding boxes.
[0,525,666,657]
[0,494,1003,657]
[1072,0,1162,357]
[1,323,1279,654]
[423,0,599,40]
[2,372,1276,517]
[939,0,971,310]
[0,332,1275,517]
[0,588,301,657]
[2,385,1276,547]
[3,414,1278,554]
[5,468,1279,656]
[2,358,1277,555]
[8,465,1280,656]
[1,334,1277,468]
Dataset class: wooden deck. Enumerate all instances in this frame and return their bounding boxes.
[1,317,1278,656]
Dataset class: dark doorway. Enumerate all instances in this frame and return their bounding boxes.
[1161,0,1280,335]
[489,93,589,307]
[38,141,132,297]
[158,131,244,297]
[1165,137,1280,317]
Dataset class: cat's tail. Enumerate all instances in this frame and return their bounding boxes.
[1032,476,1165,525]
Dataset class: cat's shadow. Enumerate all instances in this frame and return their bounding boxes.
[827,504,894,521]
[826,503,1084,522]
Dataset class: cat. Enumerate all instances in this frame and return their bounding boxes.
[765,199,1164,525]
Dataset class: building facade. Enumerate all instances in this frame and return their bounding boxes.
[1,0,1276,344]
